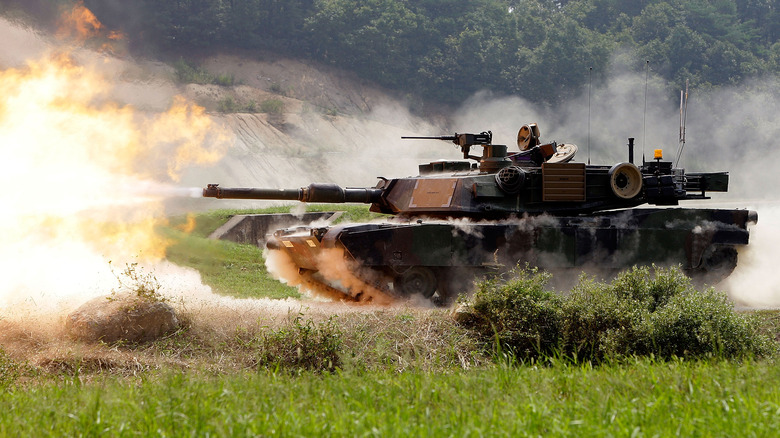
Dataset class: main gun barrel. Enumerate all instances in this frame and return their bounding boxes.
[203,183,383,204]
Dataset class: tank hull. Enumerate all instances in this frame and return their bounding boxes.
[267,208,755,302]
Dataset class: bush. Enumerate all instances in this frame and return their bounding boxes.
[217,97,263,113]
[173,60,236,87]
[560,266,695,360]
[213,73,235,86]
[254,315,342,372]
[268,82,284,95]
[559,275,641,361]
[173,59,213,84]
[217,96,239,113]
[457,265,777,363]
[636,289,776,359]
[260,99,284,114]
[456,267,562,359]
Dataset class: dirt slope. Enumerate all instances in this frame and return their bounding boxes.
[173,53,452,210]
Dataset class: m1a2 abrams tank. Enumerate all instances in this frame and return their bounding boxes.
[203,123,756,303]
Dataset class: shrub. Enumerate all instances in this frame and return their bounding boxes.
[458,265,777,363]
[254,315,342,372]
[260,99,284,114]
[173,60,237,87]
[559,275,642,361]
[213,73,235,86]
[456,266,562,359]
[559,266,695,360]
[217,96,239,113]
[268,82,284,95]
[173,59,213,84]
[636,288,776,359]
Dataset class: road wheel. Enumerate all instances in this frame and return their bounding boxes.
[689,245,739,285]
[395,267,437,298]
[700,246,738,278]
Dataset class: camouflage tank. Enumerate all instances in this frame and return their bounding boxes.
[203,124,756,303]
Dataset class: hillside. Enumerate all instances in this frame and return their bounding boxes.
[173,54,457,214]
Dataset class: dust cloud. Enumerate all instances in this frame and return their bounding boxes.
[265,247,395,305]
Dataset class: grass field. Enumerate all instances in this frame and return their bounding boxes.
[1,205,779,436]
[2,359,779,436]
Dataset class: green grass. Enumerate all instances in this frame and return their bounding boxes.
[161,226,299,299]
[161,204,383,299]
[1,359,779,436]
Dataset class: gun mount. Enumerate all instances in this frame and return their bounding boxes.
[203,123,756,304]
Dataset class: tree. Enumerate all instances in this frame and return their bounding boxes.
[305,0,427,88]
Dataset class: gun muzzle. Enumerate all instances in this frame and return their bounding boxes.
[203,184,301,200]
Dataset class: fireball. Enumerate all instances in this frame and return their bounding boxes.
[0,6,231,310]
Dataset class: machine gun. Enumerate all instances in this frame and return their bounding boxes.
[402,131,494,161]
[402,128,572,171]
[401,131,492,147]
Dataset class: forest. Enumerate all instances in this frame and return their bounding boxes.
[10,0,780,105]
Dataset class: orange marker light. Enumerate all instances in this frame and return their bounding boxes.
[654,149,663,160]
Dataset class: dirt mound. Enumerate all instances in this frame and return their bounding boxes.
[66,293,179,344]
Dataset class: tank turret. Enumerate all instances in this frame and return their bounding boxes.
[202,124,756,304]
[205,124,733,219]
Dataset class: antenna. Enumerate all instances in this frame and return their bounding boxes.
[587,67,592,165]
[674,79,689,167]
[642,60,649,164]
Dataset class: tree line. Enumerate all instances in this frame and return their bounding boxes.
[35,1,780,105]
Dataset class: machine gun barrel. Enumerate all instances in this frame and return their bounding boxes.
[203,183,383,204]
[401,135,458,141]
[402,132,492,147]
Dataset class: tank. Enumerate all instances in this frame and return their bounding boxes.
[202,124,757,303]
